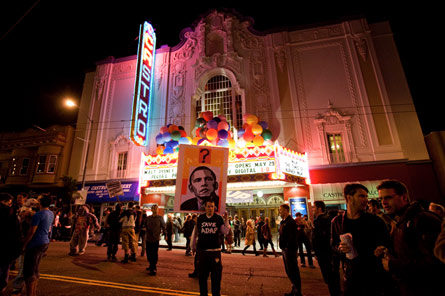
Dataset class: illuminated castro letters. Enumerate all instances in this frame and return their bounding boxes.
[130,22,156,146]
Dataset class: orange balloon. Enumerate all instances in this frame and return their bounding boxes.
[192,137,201,145]
[156,146,165,155]
[168,124,179,133]
[206,128,218,141]
[253,135,264,146]
[246,114,258,125]
[251,124,263,135]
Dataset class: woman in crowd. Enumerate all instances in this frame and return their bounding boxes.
[261,217,279,257]
[242,219,258,256]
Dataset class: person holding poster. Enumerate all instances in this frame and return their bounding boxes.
[191,200,229,296]
[180,166,220,212]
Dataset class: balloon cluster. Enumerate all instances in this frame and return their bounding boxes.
[154,112,273,155]
[192,111,236,148]
[236,113,273,148]
[155,124,192,154]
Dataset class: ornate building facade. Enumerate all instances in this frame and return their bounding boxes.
[68,10,441,217]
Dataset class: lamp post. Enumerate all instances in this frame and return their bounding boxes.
[65,98,93,191]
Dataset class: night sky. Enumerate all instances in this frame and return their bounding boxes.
[1,1,442,134]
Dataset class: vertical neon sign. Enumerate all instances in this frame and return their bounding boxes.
[130,22,156,146]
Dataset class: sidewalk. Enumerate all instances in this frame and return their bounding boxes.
[93,231,314,257]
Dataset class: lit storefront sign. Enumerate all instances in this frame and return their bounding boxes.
[140,144,308,185]
[77,181,140,203]
[311,180,383,202]
[130,21,156,146]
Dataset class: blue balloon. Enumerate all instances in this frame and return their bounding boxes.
[237,128,245,137]
[179,137,190,144]
[156,134,164,144]
[217,139,229,147]
[170,140,179,148]
[162,132,171,142]
[164,146,174,154]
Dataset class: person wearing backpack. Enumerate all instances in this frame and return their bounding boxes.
[376,180,445,296]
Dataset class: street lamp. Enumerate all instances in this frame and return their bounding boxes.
[65,98,93,192]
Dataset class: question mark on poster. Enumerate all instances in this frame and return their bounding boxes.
[199,148,211,163]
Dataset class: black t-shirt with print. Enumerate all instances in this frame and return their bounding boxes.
[196,213,224,250]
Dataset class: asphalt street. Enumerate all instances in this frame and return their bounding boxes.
[4,241,329,296]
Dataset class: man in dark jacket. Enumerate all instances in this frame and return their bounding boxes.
[0,193,23,294]
[183,214,197,256]
[331,183,390,296]
[106,203,122,261]
[145,204,166,275]
[377,180,445,296]
[312,201,340,296]
[256,216,265,250]
[279,204,303,296]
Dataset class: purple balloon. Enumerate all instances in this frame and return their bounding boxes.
[258,121,268,129]
[207,119,218,129]
[218,129,228,139]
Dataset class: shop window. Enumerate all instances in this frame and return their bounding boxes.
[327,133,346,163]
[196,75,243,130]
[117,152,128,178]
[19,158,30,175]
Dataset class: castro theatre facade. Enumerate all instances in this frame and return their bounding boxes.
[68,10,441,221]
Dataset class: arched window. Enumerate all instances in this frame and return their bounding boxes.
[196,75,243,131]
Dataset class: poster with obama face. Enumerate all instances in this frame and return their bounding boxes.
[174,144,228,214]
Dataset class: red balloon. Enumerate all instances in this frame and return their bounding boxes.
[243,130,254,142]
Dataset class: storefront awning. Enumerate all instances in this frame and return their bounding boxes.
[78,181,140,203]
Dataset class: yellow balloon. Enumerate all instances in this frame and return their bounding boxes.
[251,124,263,135]
[246,114,258,125]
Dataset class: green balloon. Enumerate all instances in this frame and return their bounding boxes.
[171,130,181,141]
[262,129,272,140]
[195,117,206,127]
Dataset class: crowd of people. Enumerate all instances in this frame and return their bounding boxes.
[2,178,445,296]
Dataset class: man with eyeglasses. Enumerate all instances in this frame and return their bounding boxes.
[375,180,444,296]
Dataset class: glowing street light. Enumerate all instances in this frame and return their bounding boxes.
[64,98,78,108]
